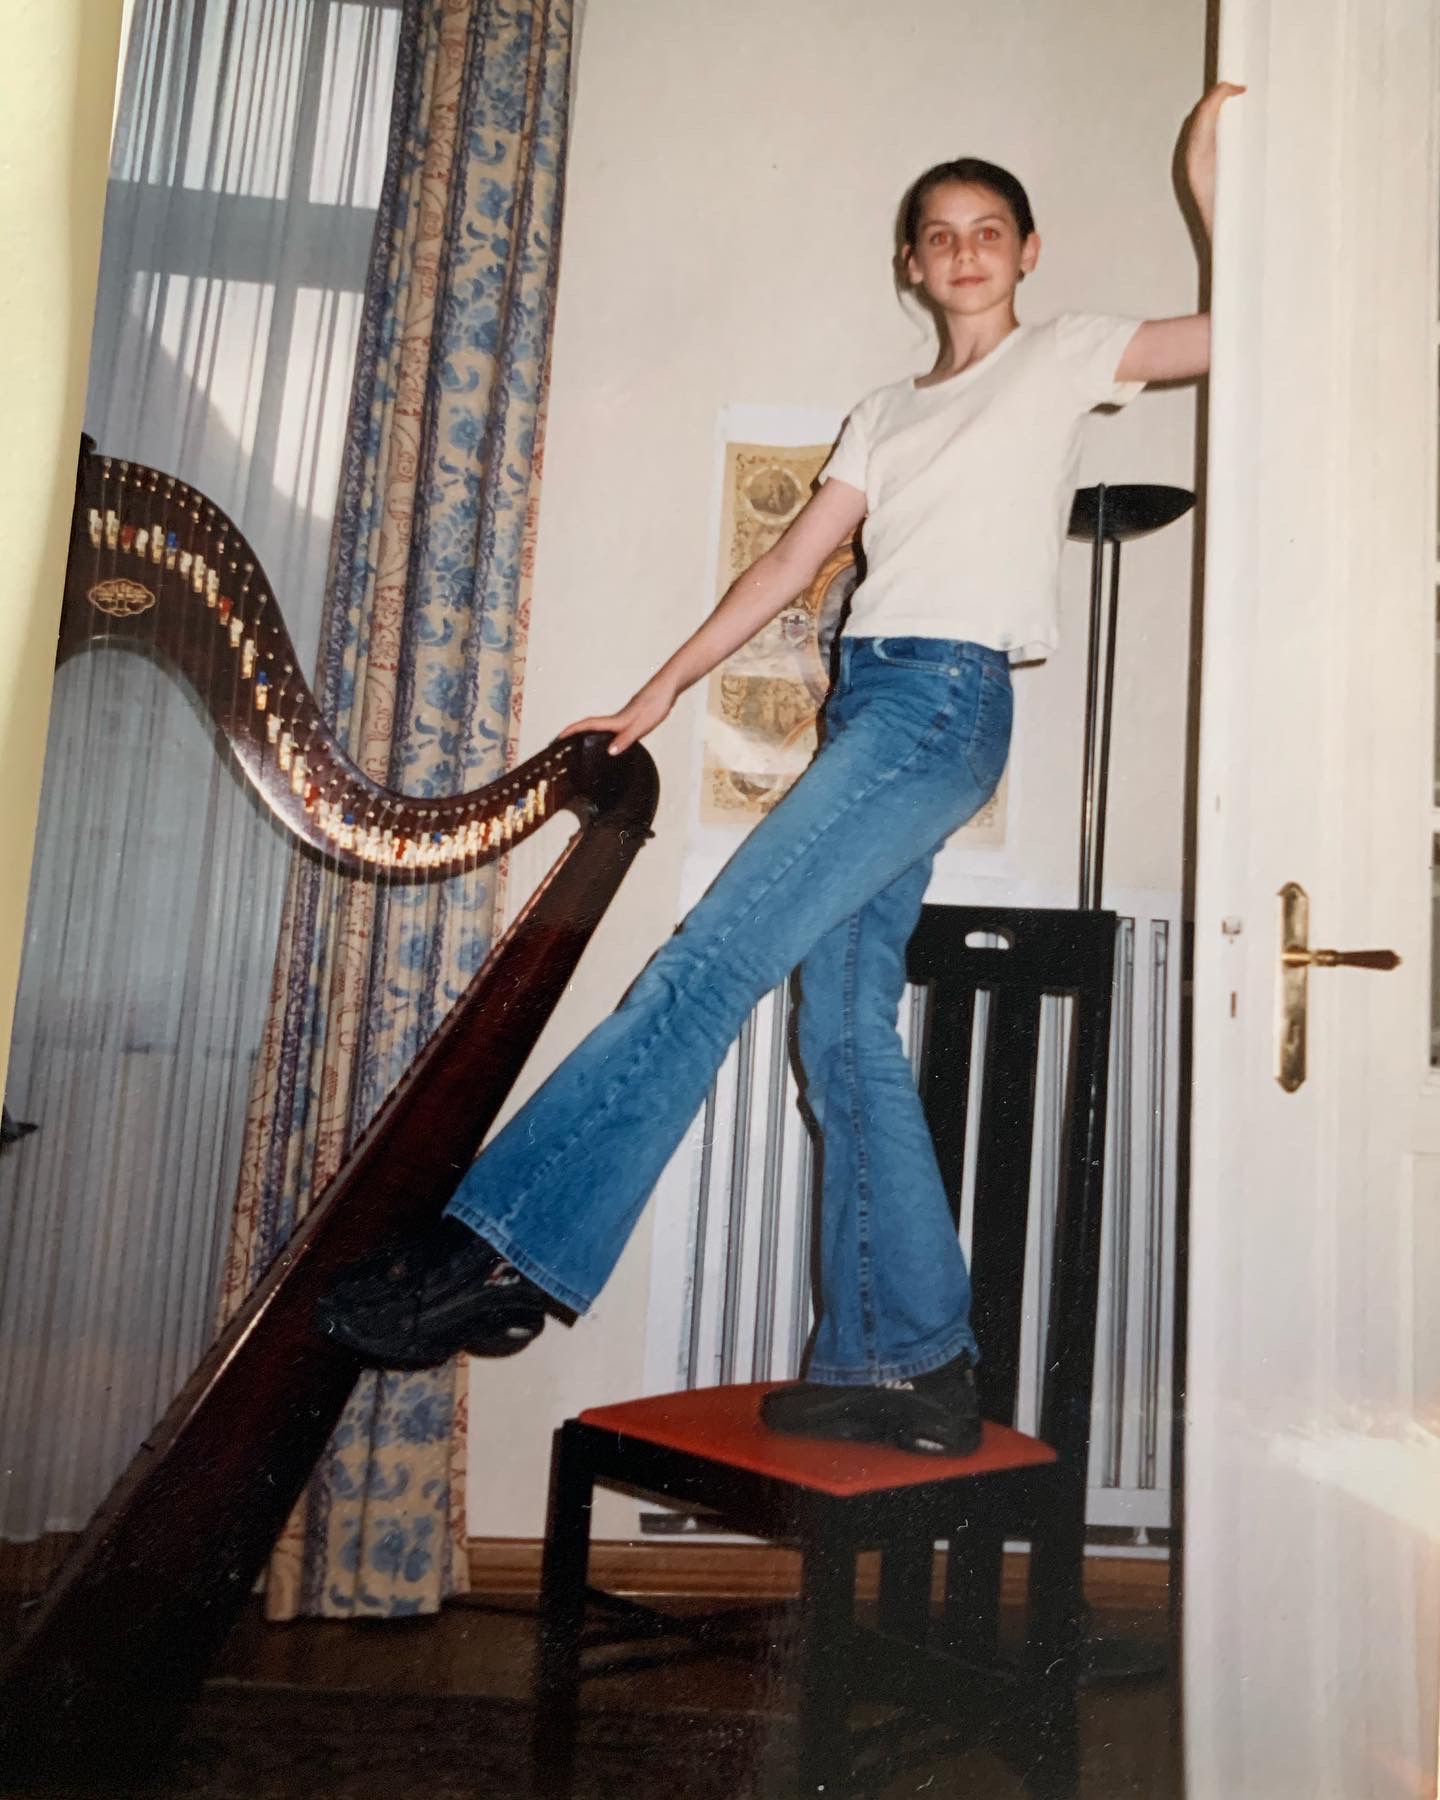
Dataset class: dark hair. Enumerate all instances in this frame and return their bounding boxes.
[899,157,1036,249]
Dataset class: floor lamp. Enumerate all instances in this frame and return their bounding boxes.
[1065,481,1194,1685]
[1068,483,1195,909]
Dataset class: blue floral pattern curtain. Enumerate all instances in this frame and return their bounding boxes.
[221,0,572,1619]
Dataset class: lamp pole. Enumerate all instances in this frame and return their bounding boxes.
[1068,483,1195,910]
[1065,480,1194,1687]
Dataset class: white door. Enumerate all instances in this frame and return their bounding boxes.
[1186,1,1440,1794]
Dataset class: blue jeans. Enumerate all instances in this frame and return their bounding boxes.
[447,636,1014,1383]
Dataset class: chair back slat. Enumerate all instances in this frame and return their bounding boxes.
[914,987,976,1210]
[905,906,1116,1450]
[968,988,1044,1425]
[1040,982,1113,1466]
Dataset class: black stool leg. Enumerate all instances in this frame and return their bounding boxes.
[877,1537,933,1646]
[1018,1503,1085,1800]
[796,1532,856,1796]
[535,1423,595,1798]
[940,1522,1005,1661]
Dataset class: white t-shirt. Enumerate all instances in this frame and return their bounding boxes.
[821,313,1144,663]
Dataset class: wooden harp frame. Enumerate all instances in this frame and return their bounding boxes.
[0,446,660,1776]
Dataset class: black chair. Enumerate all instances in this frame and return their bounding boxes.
[536,905,1117,1796]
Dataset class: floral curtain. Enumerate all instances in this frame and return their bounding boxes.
[221,0,573,1619]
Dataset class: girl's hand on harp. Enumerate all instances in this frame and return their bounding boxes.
[560,675,678,755]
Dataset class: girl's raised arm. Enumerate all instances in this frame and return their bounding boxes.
[561,475,868,754]
[1115,81,1245,385]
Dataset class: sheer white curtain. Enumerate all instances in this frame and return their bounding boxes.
[0,0,399,1542]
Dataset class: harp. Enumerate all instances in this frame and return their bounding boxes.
[0,446,659,1773]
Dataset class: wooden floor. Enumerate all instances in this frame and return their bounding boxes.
[199,1554,1181,1799]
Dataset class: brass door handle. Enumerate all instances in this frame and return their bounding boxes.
[1281,947,1402,971]
[1276,883,1401,1091]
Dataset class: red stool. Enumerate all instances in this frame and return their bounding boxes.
[536,906,1117,1797]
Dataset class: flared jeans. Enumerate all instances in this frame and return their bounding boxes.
[447,635,1014,1384]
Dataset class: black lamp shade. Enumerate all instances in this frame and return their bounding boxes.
[1068,483,1194,544]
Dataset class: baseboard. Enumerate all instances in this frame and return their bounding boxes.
[0,1531,1166,1618]
[465,1537,1169,1614]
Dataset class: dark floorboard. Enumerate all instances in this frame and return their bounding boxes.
[0,1574,1179,1797]
[199,1588,1181,1798]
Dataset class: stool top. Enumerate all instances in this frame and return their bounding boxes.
[578,1382,1057,1498]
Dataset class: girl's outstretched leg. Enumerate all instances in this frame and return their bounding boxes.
[318,640,1012,1368]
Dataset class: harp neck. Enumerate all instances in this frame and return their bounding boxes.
[61,446,634,877]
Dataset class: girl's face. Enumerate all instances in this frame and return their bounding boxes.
[905,182,1039,318]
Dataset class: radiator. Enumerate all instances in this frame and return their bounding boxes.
[641,896,1181,1535]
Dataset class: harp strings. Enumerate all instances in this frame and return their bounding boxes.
[0,457,565,1619]
[0,467,287,1602]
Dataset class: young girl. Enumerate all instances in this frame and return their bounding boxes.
[320,83,1243,1456]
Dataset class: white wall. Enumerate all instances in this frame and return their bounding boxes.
[470,0,1208,1538]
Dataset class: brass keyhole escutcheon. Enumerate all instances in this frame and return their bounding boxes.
[1275,882,1401,1092]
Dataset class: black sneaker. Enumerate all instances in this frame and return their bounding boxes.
[317,1217,549,1370]
[760,1351,982,1456]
